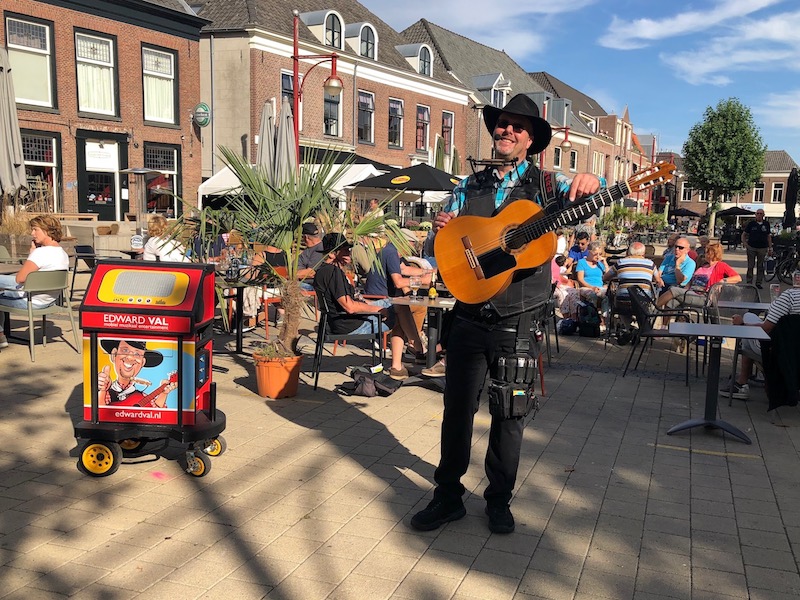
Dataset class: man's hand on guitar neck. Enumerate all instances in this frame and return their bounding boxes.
[568,174,602,202]
[433,211,455,232]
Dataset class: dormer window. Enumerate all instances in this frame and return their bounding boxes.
[492,89,506,108]
[419,47,431,76]
[360,26,375,59]
[325,14,342,49]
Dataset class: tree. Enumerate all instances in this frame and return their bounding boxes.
[682,98,765,232]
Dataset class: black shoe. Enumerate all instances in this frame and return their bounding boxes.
[485,504,515,534]
[617,331,632,346]
[410,499,466,531]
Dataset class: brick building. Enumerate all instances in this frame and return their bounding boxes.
[6,0,207,220]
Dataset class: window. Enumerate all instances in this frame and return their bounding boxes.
[416,105,430,151]
[144,145,179,216]
[324,92,340,137]
[419,47,431,76]
[388,99,403,147]
[358,91,374,143]
[753,181,765,203]
[76,32,116,116]
[325,14,342,49]
[699,189,710,202]
[6,16,55,107]
[492,89,506,108]
[142,46,176,124]
[22,132,59,210]
[441,111,454,155]
[553,147,562,169]
[682,185,692,202]
[569,150,577,171]
[772,182,784,203]
[281,72,293,105]
[360,27,375,59]
[592,151,605,177]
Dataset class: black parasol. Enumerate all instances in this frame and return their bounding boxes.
[784,167,798,229]
[716,206,755,217]
[670,207,702,218]
[354,163,461,195]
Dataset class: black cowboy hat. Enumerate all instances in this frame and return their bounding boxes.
[100,339,164,368]
[483,93,553,156]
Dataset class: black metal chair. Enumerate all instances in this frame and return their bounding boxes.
[310,291,385,390]
[70,244,100,301]
[623,285,700,386]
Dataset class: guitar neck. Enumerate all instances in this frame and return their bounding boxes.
[136,383,167,407]
[515,181,631,245]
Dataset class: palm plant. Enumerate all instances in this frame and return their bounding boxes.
[180,146,406,357]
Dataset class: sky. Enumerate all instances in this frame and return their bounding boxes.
[362,0,800,165]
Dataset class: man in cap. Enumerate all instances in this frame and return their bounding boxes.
[313,233,389,336]
[297,222,325,290]
[411,93,604,534]
[97,339,177,407]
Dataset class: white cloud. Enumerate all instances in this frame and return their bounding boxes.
[598,0,784,49]
[755,90,800,129]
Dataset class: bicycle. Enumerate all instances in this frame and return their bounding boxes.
[775,244,800,285]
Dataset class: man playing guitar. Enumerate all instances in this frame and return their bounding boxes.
[410,93,604,535]
[98,339,177,408]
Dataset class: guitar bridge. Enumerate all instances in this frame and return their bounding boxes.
[461,236,486,281]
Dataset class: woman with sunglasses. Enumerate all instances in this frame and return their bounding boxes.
[656,242,741,310]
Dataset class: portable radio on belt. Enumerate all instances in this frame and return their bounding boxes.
[488,311,541,420]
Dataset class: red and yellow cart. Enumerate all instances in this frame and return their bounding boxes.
[75,260,226,477]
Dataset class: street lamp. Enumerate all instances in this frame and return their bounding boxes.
[292,9,344,164]
[539,126,571,169]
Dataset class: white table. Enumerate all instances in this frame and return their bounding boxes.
[667,322,769,444]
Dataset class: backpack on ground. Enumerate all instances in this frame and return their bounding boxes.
[577,301,601,338]
[336,365,402,397]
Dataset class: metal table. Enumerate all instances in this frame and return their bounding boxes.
[716,300,771,313]
[391,296,455,368]
[667,322,769,444]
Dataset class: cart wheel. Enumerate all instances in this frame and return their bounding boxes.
[119,438,145,456]
[203,436,227,457]
[78,441,122,477]
[186,451,211,477]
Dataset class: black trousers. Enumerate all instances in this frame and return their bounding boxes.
[433,316,525,507]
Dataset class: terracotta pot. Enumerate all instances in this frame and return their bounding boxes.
[253,354,304,398]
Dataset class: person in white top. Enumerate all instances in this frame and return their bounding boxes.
[142,214,188,262]
[0,215,70,348]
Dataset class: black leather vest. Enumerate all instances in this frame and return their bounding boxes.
[458,165,562,319]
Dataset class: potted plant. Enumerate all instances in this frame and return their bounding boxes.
[179,147,406,398]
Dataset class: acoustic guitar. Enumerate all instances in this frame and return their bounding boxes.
[113,371,178,407]
[434,162,676,304]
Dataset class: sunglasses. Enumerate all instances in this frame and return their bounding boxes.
[496,119,527,134]
[675,245,687,250]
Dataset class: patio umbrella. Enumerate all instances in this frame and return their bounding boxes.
[784,167,798,229]
[716,206,755,217]
[0,48,26,196]
[354,163,461,200]
[274,96,297,187]
[255,100,275,181]
[670,207,702,218]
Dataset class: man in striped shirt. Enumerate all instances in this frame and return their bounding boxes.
[603,242,658,344]
[721,286,800,399]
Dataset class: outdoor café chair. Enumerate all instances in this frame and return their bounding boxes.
[0,270,81,362]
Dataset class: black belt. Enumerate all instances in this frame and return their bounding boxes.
[454,313,519,333]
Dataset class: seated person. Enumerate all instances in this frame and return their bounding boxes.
[241,245,289,329]
[602,242,658,342]
[313,233,389,336]
[297,222,325,291]
[564,231,590,272]
[575,241,608,297]
[657,242,741,310]
[143,214,189,262]
[720,286,800,400]
[655,237,696,296]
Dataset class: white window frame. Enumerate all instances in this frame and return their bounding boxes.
[553,147,562,170]
[142,46,176,124]
[75,31,116,116]
[21,132,59,211]
[772,182,784,203]
[416,105,430,152]
[360,26,375,59]
[324,91,341,137]
[325,14,342,49]
[358,90,375,144]
[441,111,454,156]
[6,16,54,107]
[753,182,765,203]
[281,71,301,130]
[569,150,578,172]
[418,47,431,76]
[682,184,692,202]
[492,88,506,108]
[388,98,404,148]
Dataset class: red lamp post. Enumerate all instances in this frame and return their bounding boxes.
[292,9,344,165]
[540,126,571,170]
